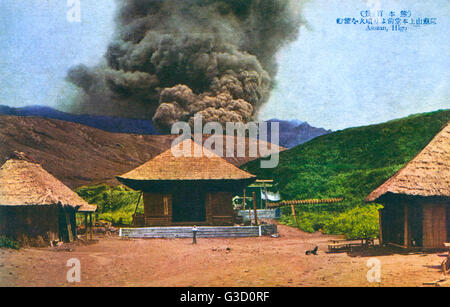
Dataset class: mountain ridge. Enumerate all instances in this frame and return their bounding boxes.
[0,105,160,135]
[0,105,330,148]
[0,115,283,188]
[266,118,331,148]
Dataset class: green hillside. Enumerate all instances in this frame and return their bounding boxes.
[242,110,449,238]
[76,184,142,226]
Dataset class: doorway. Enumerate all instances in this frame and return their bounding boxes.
[408,203,423,248]
[171,187,206,223]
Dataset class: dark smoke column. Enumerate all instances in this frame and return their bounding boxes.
[67,0,302,132]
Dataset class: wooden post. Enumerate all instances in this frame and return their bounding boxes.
[55,205,60,242]
[291,204,299,227]
[404,203,409,248]
[242,188,247,223]
[378,209,383,246]
[248,190,252,224]
[264,182,269,209]
[252,192,258,225]
[64,210,74,242]
[132,192,143,226]
[243,189,246,210]
[89,213,93,241]
[84,213,88,240]
[260,188,263,210]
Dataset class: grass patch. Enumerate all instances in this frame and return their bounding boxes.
[0,236,20,249]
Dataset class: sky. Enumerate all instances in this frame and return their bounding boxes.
[0,0,448,131]
[0,0,116,111]
[260,0,450,129]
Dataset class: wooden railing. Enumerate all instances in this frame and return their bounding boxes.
[267,197,344,208]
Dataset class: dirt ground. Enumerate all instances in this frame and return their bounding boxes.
[0,224,447,287]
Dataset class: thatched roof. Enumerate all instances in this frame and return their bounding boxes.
[117,138,256,182]
[78,204,97,212]
[366,122,450,202]
[0,153,90,207]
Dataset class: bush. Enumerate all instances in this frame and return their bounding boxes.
[279,211,336,233]
[323,205,381,239]
[279,204,381,239]
[97,211,133,226]
[0,236,20,249]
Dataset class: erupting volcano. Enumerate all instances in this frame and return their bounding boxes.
[66,0,303,132]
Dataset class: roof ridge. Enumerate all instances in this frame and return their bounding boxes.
[7,151,36,163]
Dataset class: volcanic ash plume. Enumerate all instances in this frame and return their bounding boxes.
[67,0,302,132]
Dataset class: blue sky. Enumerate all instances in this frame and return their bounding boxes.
[0,0,448,130]
[0,0,116,111]
[260,0,450,129]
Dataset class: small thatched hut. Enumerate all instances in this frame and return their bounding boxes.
[117,138,257,226]
[0,152,94,246]
[366,123,450,249]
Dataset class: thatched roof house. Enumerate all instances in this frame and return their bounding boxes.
[0,152,95,245]
[0,157,88,207]
[366,123,449,249]
[117,138,256,226]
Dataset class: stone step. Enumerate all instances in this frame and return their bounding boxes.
[119,225,277,238]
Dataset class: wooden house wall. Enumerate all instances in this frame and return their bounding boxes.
[143,191,234,226]
[380,198,449,249]
[422,202,447,249]
[143,193,172,226]
[0,205,77,246]
[447,205,450,244]
[206,192,233,226]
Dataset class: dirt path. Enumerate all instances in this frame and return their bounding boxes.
[0,225,446,287]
